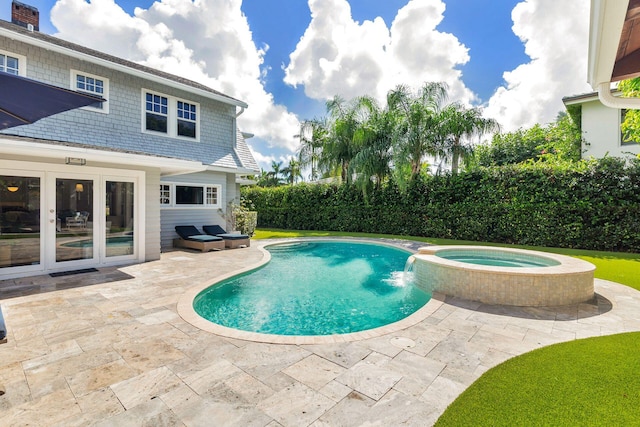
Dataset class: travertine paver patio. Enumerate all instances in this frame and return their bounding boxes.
[1,238,639,426]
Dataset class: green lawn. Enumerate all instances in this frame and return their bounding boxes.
[254,228,640,424]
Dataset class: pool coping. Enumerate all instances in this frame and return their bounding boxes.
[176,237,445,344]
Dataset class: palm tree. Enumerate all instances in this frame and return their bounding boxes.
[322,95,364,184]
[255,169,271,187]
[296,119,327,182]
[439,103,500,173]
[267,160,283,186]
[387,82,449,180]
[349,95,394,190]
[281,158,303,185]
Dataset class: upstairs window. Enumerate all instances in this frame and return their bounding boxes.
[72,70,109,113]
[142,89,199,140]
[0,50,25,76]
[177,101,197,138]
[145,92,168,133]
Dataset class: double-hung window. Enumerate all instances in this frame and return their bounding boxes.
[177,101,197,138]
[145,92,169,133]
[143,90,199,140]
[0,49,26,76]
[159,183,221,208]
[71,70,109,113]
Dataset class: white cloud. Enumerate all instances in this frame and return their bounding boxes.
[283,0,476,105]
[50,0,301,154]
[483,0,592,131]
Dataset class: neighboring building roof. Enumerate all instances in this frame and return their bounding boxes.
[0,19,247,108]
[562,91,599,105]
[562,89,622,105]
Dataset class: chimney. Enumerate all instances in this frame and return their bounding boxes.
[11,1,39,32]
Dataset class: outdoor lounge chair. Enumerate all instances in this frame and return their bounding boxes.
[203,224,250,249]
[174,225,225,252]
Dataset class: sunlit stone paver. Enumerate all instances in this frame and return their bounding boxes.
[0,238,639,426]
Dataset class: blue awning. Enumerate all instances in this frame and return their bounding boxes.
[0,72,106,130]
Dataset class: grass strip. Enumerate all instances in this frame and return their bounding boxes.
[435,332,640,426]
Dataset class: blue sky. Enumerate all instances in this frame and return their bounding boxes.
[1,1,591,173]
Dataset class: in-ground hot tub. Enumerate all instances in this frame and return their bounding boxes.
[411,246,595,306]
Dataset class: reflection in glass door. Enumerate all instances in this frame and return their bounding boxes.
[0,175,41,268]
[105,181,134,257]
[55,178,94,263]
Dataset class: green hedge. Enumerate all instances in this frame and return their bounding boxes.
[242,158,640,252]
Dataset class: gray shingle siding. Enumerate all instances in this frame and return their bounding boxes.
[0,28,252,170]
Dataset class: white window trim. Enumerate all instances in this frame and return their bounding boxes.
[71,69,109,114]
[0,49,26,76]
[141,89,200,142]
[159,182,221,209]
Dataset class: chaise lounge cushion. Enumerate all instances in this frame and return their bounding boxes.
[175,225,223,242]
[202,225,250,248]
[202,225,249,240]
[174,225,225,252]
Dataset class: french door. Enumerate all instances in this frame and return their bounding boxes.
[48,175,99,269]
[1,162,141,279]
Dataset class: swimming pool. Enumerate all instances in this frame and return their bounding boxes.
[192,241,431,337]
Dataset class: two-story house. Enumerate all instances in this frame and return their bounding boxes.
[563,91,640,159]
[0,1,259,279]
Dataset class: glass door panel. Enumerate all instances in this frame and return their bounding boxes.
[55,178,94,263]
[0,175,41,268]
[105,181,134,257]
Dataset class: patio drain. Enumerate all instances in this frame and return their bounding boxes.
[390,336,416,349]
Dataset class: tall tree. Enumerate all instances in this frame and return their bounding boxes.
[350,95,394,190]
[439,103,500,173]
[296,119,327,182]
[387,82,449,180]
[323,95,367,184]
[268,160,283,187]
[281,158,302,185]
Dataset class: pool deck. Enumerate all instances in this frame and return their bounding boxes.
[0,238,639,426]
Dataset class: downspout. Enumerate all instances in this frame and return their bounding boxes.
[598,82,640,109]
[231,106,246,206]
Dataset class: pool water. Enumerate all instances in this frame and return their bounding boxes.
[441,255,552,268]
[63,235,133,248]
[193,241,431,336]
[436,249,560,268]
